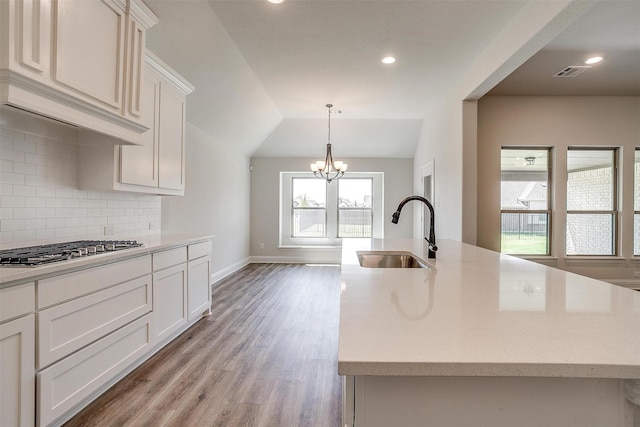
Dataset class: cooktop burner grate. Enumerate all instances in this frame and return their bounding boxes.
[0,240,143,266]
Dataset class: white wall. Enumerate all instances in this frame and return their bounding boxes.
[413,100,464,242]
[162,123,251,282]
[249,157,413,263]
[476,96,640,283]
[413,0,592,244]
[0,113,161,248]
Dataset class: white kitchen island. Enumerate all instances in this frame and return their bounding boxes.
[339,239,640,427]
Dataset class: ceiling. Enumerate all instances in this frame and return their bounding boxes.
[488,1,640,96]
[144,0,640,159]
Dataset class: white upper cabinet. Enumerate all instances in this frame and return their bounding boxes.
[79,51,194,196]
[0,0,158,145]
[52,0,126,115]
[121,52,193,194]
[120,66,161,187]
[157,71,188,190]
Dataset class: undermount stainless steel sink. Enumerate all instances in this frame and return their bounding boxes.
[356,251,429,269]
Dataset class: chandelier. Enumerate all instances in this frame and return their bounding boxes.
[310,104,347,183]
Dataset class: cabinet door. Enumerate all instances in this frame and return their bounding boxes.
[6,0,50,78]
[0,315,35,427]
[124,13,145,119]
[158,81,186,190]
[51,0,126,113]
[120,69,160,187]
[188,256,211,322]
[153,263,188,343]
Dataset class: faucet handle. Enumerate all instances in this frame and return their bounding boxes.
[424,237,438,252]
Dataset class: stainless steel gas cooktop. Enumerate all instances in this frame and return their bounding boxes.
[0,240,143,267]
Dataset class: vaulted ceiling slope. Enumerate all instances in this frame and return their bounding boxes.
[145,1,638,158]
[145,0,282,155]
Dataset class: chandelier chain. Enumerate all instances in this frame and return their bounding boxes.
[327,103,331,146]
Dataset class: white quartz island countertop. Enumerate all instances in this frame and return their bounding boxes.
[0,234,214,287]
[338,238,640,379]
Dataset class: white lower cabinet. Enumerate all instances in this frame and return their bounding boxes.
[153,262,188,343]
[0,314,35,427]
[187,241,212,322]
[152,241,212,344]
[37,314,154,426]
[187,257,211,321]
[1,237,212,426]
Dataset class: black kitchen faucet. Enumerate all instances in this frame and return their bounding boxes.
[391,196,438,258]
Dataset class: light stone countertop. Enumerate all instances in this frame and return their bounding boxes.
[0,234,214,287]
[338,238,640,379]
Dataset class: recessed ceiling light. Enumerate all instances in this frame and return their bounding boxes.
[585,56,603,65]
[381,56,396,65]
[268,0,284,3]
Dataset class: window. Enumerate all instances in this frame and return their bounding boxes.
[292,178,326,237]
[280,172,383,247]
[500,148,551,255]
[635,149,640,255]
[338,178,372,238]
[566,148,617,256]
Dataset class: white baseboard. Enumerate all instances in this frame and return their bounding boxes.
[210,257,250,285]
[210,254,341,286]
[249,254,341,264]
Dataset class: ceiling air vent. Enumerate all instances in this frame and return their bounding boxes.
[553,65,591,78]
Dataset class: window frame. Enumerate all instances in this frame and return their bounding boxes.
[280,172,383,247]
[634,148,640,256]
[500,147,552,256]
[565,147,619,257]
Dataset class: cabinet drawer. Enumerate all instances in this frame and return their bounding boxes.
[37,313,153,427]
[0,282,35,323]
[38,274,152,369]
[38,255,152,309]
[153,246,187,271]
[188,240,211,260]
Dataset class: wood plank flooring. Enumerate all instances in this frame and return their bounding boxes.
[64,263,343,427]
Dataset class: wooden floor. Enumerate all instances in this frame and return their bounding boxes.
[65,263,343,427]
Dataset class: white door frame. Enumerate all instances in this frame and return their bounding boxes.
[421,160,435,238]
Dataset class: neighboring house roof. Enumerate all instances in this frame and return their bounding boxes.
[293,196,323,207]
[501,182,547,209]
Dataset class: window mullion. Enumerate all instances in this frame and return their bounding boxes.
[326,182,338,239]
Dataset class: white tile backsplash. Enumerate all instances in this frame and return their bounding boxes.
[0,124,161,248]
